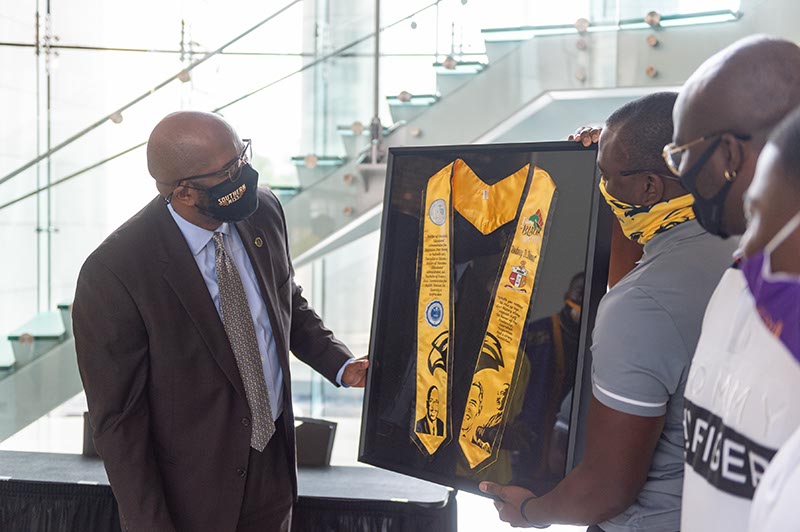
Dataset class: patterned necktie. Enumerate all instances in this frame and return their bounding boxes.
[212,232,276,451]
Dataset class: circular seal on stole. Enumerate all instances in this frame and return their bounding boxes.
[426,300,444,327]
[429,199,447,226]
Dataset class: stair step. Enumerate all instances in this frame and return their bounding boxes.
[433,60,487,75]
[270,185,302,203]
[386,94,440,124]
[434,61,488,97]
[481,25,568,42]
[336,125,393,159]
[483,39,524,63]
[290,155,348,189]
[0,338,83,441]
[0,340,13,369]
[7,311,67,368]
[57,300,73,338]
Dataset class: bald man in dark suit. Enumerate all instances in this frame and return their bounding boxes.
[73,111,368,531]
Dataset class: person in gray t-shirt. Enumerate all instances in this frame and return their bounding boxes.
[481,93,736,531]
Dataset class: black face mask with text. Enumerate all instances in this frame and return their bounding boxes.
[195,163,260,223]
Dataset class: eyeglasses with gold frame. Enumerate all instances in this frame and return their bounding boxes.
[662,132,751,177]
[181,139,253,184]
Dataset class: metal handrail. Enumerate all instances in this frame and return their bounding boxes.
[0,0,442,212]
[0,143,146,212]
[0,41,486,58]
[479,9,740,36]
[214,0,439,113]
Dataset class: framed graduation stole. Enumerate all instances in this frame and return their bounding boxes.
[359,142,611,497]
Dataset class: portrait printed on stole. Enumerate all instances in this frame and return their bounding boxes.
[359,142,609,497]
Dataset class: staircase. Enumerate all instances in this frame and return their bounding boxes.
[5,0,800,443]
[281,4,777,266]
[0,306,82,441]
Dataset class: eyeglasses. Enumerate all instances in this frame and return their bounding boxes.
[180,139,252,185]
[662,132,751,177]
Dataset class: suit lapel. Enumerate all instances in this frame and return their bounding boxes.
[235,218,292,381]
[151,199,246,399]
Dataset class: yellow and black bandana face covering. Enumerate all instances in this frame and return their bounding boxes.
[598,178,695,244]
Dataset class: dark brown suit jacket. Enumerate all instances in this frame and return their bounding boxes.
[73,189,353,531]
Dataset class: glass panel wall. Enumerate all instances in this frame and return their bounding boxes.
[0,0,484,453]
[0,0,765,463]
[289,231,379,464]
[0,1,786,530]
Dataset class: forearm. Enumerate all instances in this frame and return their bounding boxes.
[486,399,663,529]
[523,463,637,527]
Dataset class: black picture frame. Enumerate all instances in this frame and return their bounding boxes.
[358,141,611,497]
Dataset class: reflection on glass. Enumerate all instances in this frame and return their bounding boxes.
[361,144,601,495]
[509,272,584,493]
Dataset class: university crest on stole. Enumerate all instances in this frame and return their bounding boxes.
[506,262,528,292]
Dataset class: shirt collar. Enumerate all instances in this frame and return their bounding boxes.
[642,219,706,261]
[167,203,231,256]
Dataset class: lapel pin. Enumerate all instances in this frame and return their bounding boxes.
[254,237,264,248]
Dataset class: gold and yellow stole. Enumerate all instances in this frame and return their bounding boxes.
[413,158,557,470]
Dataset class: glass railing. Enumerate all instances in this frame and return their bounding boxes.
[0,0,755,451]
[0,0,487,446]
[1,0,751,332]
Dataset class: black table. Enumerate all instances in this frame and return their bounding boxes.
[0,451,456,532]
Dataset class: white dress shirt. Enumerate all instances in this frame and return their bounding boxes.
[167,205,354,411]
[169,204,289,418]
[167,206,355,411]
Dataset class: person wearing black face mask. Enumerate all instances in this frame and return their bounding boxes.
[72,111,369,532]
[669,35,800,239]
[667,36,800,532]
[167,138,260,223]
